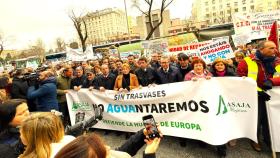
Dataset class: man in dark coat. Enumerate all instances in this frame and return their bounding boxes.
[135,57,157,87]
[70,66,87,91]
[27,70,58,111]
[94,64,116,91]
[177,53,192,80]
[156,56,183,84]
[10,69,28,99]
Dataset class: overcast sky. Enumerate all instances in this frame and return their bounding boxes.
[0,0,194,50]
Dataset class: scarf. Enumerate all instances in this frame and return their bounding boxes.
[216,70,226,77]
[255,50,276,75]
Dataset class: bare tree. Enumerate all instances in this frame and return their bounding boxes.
[132,0,174,40]
[28,38,46,62]
[0,32,5,56]
[55,37,66,52]
[68,10,88,52]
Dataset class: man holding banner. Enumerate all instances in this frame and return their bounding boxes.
[237,40,280,151]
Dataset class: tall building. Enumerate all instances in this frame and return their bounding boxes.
[83,8,128,45]
[191,0,280,26]
[136,9,171,39]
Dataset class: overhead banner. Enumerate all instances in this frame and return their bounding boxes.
[168,40,211,57]
[267,87,280,152]
[66,77,258,145]
[198,39,234,64]
[233,10,280,39]
[66,46,94,61]
[232,34,252,47]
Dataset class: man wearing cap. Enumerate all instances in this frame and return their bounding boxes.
[177,53,192,80]
[237,40,280,151]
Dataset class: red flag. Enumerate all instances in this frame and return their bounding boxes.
[268,21,280,57]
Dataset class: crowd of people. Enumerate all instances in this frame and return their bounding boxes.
[0,40,279,158]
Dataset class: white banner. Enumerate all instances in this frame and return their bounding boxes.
[231,34,252,47]
[198,39,234,64]
[66,77,258,145]
[66,46,94,61]
[232,10,280,39]
[267,87,280,152]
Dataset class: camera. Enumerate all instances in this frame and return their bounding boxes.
[65,104,103,136]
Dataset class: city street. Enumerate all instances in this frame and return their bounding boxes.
[95,129,279,158]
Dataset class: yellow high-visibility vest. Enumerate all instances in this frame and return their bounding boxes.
[244,57,280,91]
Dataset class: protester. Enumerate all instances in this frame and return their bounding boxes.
[19,112,75,158]
[82,69,96,89]
[177,53,192,80]
[114,63,139,92]
[150,53,161,70]
[0,99,29,145]
[210,58,236,157]
[56,65,73,126]
[185,58,212,81]
[115,59,123,75]
[10,69,28,100]
[54,128,161,158]
[237,40,280,151]
[27,70,58,112]
[210,58,236,77]
[70,66,86,91]
[233,51,245,68]
[127,54,138,73]
[135,57,157,87]
[94,64,116,91]
[156,56,182,84]
[0,76,9,103]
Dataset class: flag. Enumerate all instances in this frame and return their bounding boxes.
[268,21,280,57]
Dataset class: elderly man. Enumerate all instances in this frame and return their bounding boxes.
[156,56,182,84]
[237,40,280,151]
[27,70,58,111]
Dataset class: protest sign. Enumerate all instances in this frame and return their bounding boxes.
[168,40,211,57]
[233,10,280,39]
[120,50,141,60]
[142,39,169,54]
[232,34,252,47]
[199,39,234,64]
[66,77,258,145]
[267,87,280,152]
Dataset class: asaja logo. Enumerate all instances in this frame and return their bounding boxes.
[72,102,92,111]
[216,95,251,116]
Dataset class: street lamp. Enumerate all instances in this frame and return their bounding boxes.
[124,0,131,44]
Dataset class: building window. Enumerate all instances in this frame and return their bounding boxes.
[212,0,215,4]
[243,7,246,11]
[227,9,231,14]
[234,2,238,6]
[242,0,246,4]
[250,0,254,3]
[213,12,216,16]
[250,5,254,10]
[206,14,210,18]
[220,11,224,15]
[235,8,238,12]
[205,2,208,5]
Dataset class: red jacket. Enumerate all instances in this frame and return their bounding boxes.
[237,54,280,89]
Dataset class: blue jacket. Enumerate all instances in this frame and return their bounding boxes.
[27,77,58,111]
